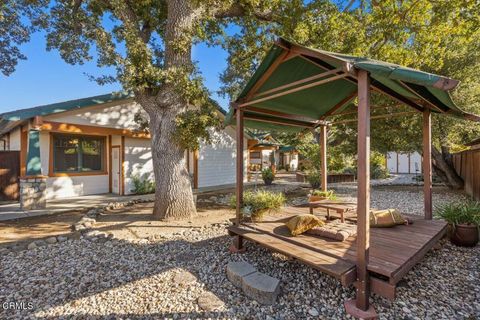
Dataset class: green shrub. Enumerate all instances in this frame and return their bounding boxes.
[306,169,321,189]
[370,152,390,179]
[230,190,286,220]
[131,174,155,194]
[342,167,356,176]
[435,200,480,226]
[261,167,275,185]
[311,189,337,200]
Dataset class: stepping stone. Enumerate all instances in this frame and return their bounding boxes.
[27,242,37,250]
[173,271,197,286]
[197,292,225,311]
[226,261,256,288]
[242,272,280,305]
[45,236,57,244]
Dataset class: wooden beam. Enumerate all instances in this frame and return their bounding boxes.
[356,69,371,311]
[243,115,314,129]
[20,127,27,177]
[32,116,43,129]
[245,50,290,101]
[39,121,150,139]
[423,109,432,220]
[320,91,357,119]
[235,108,245,250]
[252,67,343,99]
[320,125,328,192]
[239,73,347,108]
[355,277,396,301]
[397,81,445,113]
[298,55,425,113]
[331,104,403,117]
[244,106,318,124]
[331,111,418,125]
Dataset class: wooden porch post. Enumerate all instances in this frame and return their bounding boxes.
[232,107,245,251]
[344,69,379,319]
[320,125,328,192]
[356,69,371,311]
[423,109,432,220]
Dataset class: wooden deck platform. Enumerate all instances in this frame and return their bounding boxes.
[228,206,447,300]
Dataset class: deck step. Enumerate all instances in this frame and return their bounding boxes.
[228,225,356,286]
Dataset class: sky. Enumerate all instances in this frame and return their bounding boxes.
[0,31,230,114]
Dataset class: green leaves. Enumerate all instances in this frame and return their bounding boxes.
[435,200,480,226]
[0,0,48,76]
[173,101,222,150]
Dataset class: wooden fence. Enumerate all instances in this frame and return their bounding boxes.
[452,149,480,200]
[0,151,20,201]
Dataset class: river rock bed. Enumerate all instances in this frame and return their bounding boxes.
[1,188,478,319]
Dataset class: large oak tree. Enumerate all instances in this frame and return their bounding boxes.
[38,0,308,220]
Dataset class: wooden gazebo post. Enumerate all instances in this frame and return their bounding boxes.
[345,69,377,318]
[231,106,245,252]
[320,124,328,192]
[423,109,432,220]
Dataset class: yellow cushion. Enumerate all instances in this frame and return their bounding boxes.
[369,209,407,228]
[285,214,324,236]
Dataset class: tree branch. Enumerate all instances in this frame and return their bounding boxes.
[343,0,356,12]
[214,3,274,22]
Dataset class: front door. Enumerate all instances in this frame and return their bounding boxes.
[111,146,121,194]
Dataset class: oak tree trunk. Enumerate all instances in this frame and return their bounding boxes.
[431,145,464,189]
[138,0,197,220]
[144,99,196,220]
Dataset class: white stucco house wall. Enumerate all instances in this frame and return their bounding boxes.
[386,151,422,174]
[0,92,248,202]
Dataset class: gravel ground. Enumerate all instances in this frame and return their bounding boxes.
[332,185,468,216]
[1,188,479,319]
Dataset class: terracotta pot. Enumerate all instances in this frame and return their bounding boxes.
[308,195,327,203]
[451,224,479,247]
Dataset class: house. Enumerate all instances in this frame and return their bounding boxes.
[386,151,422,174]
[246,132,298,173]
[0,92,248,209]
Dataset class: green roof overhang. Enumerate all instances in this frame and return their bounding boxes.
[225,38,480,131]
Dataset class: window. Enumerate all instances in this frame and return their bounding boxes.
[53,134,105,173]
[250,151,261,159]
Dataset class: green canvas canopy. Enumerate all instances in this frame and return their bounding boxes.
[225,38,480,131]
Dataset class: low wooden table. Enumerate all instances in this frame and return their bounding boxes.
[309,200,357,223]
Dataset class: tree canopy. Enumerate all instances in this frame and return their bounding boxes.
[2,0,479,207]
[221,0,480,187]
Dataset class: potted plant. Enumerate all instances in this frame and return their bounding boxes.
[435,201,480,247]
[308,189,337,202]
[230,190,286,222]
[261,167,275,185]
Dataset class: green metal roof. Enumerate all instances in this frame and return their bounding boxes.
[0,92,133,122]
[226,38,479,131]
[0,92,228,136]
[279,145,296,152]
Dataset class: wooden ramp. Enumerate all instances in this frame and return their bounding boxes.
[228,206,447,300]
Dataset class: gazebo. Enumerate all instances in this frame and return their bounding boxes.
[225,38,479,317]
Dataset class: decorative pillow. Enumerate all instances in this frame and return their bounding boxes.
[369,209,407,228]
[285,214,324,236]
[306,220,357,241]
